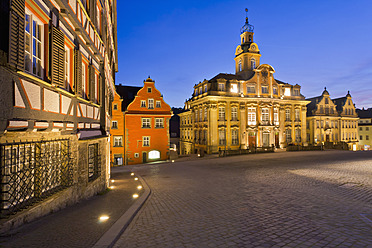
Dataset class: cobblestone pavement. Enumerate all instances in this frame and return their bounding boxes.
[115,150,372,248]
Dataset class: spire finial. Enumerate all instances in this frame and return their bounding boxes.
[245,8,248,23]
[241,8,254,34]
[324,87,326,90]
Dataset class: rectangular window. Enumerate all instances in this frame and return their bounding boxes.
[219,107,225,121]
[294,89,300,96]
[147,87,152,93]
[25,13,43,78]
[199,87,202,95]
[273,87,278,95]
[141,100,146,107]
[199,109,202,121]
[286,129,292,143]
[148,99,154,109]
[273,108,279,125]
[295,109,300,122]
[231,107,238,121]
[360,135,363,140]
[156,101,161,108]
[204,84,207,92]
[113,136,123,147]
[247,85,256,94]
[113,104,118,110]
[88,144,100,181]
[261,108,269,124]
[112,121,118,129]
[316,120,320,128]
[285,109,291,121]
[204,108,207,121]
[248,108,256,125]
[261,86,268,94]
[367,135,370,140]
[359,127,363,131]
[142,118,151,128]
[295,129,301,143]
[143,136,150,147]
[155,118,164,128]
[218,83,225,91]
[219,130,226,145]
[232,129,238,145]
[366,127,370,131]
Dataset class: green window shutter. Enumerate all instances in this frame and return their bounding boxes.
[9,0,25,70]
[88,64,95,102]
[50,26,65,87]
[74,49,82,96]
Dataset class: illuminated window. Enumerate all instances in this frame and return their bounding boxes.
[143,136,150,147]
[284,88,291,96]
[113,136,123,147]
[156,101,161,108]
[148,99,154,109]
[142,118,151,128]
[114,154,123,165]
[155,118,164,128]
[285,109,291,121]
[248,108,256,125]
[261,108,269,124]
[149,150,160,159]
[232,129,238,145]
[218,83,225,91]
[295,109,300,122]
[219,129,226,145]
[141,100,146,107]
[231,107,238,121]
[218,107,225,121]
[231,84,238,93]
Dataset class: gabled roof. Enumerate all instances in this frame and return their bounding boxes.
[305,96,323,116]
[356,108,372,118]
[115,85,142,111]
[209,73,243,82]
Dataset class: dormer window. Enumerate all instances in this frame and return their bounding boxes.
[231,84,238,93]
[284,88,291,96]
[218,83,225,91]
[273,86,278,95]
[247,85,255,93]
[293,89,300,96]
[204,84,207,92]
[261,86,268,94]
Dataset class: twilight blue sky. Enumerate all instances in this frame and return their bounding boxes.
[116,0,372,108]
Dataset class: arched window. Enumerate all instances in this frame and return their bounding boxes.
[242,37,245,43]
[251,58,256,69]
[238,60,242,72]
[249,35,252,42]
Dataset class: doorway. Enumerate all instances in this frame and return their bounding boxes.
[142,152,147,163]
[262,133,269,147]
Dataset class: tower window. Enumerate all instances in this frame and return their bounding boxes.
[251,59,256,69]
[238,60,242,72]
[249,35,252,42]
[242,37,245,43]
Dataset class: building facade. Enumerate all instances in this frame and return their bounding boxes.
[179,14,309,155]
[0,0,117,227]
[111,78,172,165]
[357,108,372,150]
[306,89,359,149]
[110,90,124,165]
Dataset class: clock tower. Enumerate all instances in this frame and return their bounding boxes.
[234,9,261,78]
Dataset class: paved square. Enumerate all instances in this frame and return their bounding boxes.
[115,150,372,247]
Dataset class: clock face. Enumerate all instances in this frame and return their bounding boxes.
[251,45,256,50]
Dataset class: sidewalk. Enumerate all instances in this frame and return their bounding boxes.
[0,167,150,248]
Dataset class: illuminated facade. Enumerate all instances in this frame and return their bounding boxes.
[306,89,359,149]
[179,13,309,155]
[356,108,372,150]
[0,0,117,223]
[112,78,172,165]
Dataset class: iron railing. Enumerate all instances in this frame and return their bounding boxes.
[0,139,73,217]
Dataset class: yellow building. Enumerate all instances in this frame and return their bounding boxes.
[306,89,359,149]
[179,13,310,155]
[357,108,372,150]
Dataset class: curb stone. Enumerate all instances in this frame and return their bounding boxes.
[92,175,151,248]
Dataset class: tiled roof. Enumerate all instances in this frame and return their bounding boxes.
[356,108,372,118]
[115,85,142,111]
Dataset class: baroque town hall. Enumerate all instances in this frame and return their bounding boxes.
[179,12,309,155]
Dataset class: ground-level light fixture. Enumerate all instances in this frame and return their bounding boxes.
[133,194,139,199]
[130,173,134,176]
[134,177,138,181]
[99,215,109,221]
[137,185,142,190]
[111,179,115,183]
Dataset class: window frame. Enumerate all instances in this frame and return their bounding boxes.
[141,118,151,128]
[143,136,150,147]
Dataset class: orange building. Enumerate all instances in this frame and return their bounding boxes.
[110,77,172,165]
